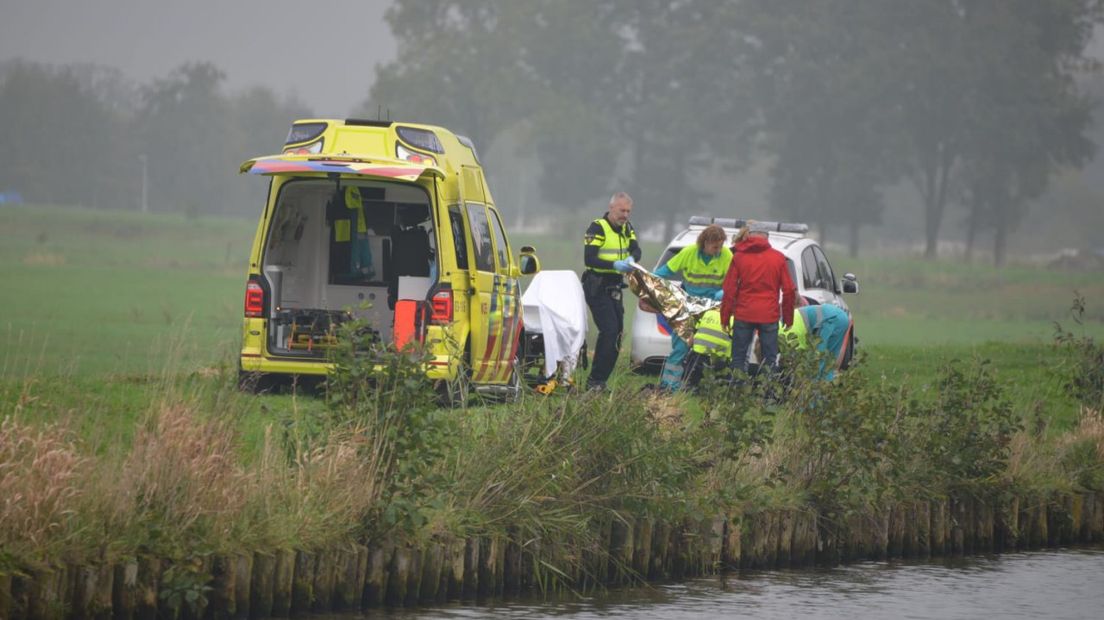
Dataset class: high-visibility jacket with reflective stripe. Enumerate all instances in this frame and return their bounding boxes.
[692,309,732,358]
[585,218,637,275]
[664,244,732,291]
[780,307,811,348]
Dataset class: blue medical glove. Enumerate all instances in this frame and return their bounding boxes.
[613,259,631,273]
[712,289,724,301]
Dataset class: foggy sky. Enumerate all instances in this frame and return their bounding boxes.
[0,0,396,116]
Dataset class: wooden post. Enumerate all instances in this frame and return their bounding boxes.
[461,538,480,600]
[650,521,670,580]
[311,550,335,613]
[1094,493,1104,543]
[111,561,138,620]
[249,552,275,619]
[930,499,946,556]
[608,518,633,585]
[135,556,160,619]
[289,550,314,616]
[0,572,11,620]
[363,543,393,608]
[332,547,360,612]
[708,516,726,573]
[231,552,252,619]
[271,549,295,617]
[888,503,905,558]
[996,497,1019,552]
[1078,493,1094,543]
[976,500,994,553]
[633,518,654,580]
[723,515,742,570]
[915,501,932,558]
[73,563,113,620]
[816,512,839,566]
[791,510,817,567]
[387,547,412,607]
[206,554,235,619]
[419,543,444,603]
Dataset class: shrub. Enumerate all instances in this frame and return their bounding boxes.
[323,319,451,537]
[1054,292,1104,412]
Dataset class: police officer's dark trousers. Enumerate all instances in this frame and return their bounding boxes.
[584,273,624,386]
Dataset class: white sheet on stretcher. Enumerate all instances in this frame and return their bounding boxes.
[521,270,589,378]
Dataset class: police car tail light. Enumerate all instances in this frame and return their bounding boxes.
[396,143,437,166]
[244,278,265,317]
[429,289,453,324]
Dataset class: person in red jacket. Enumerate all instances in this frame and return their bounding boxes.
[719,222,796,376]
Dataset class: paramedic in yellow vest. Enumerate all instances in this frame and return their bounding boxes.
[332,186,375,280]
[582,192,641,391]
[683,306,732,389]
[780,297,852,381]
[651,224,732,391]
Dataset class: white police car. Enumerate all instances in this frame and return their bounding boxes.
[629,216,859,372]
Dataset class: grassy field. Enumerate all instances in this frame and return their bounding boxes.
[2,204,1102,431]
[3,205,1104,579]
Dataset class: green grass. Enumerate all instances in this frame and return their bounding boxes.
[2,204,1102,432]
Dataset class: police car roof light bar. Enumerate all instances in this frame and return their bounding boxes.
[687,216,808,235]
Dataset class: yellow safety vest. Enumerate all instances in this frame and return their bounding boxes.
[665,245,733,289]
[692,309,731,358]
[780,308,810,349]
[334,186,368,242]
[585,217,636,275]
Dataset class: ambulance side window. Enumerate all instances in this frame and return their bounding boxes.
[488,208,511,275]
[448,206,469,270]
[465,203,495,273]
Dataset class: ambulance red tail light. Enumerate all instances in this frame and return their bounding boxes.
[283,139,323,155]
[429,289,453,325]
[244,278,265,317]
[396,143,437,166]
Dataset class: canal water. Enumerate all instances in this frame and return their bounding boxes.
[333,547,1104,619]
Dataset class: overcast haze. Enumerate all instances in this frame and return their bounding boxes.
[0,0,396,116]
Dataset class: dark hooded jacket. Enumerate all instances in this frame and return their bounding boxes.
[719,235,796,328]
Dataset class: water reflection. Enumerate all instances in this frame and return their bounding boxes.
[328,548,1104,619]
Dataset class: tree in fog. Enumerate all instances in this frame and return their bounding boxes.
[134,62,237,215]
[0,60,132,209]
[953,0,1098,266]
[134,62,311,217]
[743,0,903,256]
[367,0,757,239]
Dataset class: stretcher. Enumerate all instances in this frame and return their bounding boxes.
[519,270,589,393]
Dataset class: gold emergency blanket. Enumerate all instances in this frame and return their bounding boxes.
[625,264,719,342]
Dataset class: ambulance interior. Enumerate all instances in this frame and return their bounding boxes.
[261,178,437,356]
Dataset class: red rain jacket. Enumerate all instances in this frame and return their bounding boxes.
[719,235,796,328]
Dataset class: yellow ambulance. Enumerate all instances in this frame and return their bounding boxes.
[238,118,538,398]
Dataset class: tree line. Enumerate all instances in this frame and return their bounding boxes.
[2,1,1102,263]
[366,0,1104,264]
[0,59,310,218]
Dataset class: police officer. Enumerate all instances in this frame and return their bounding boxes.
[582,192,641,391]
